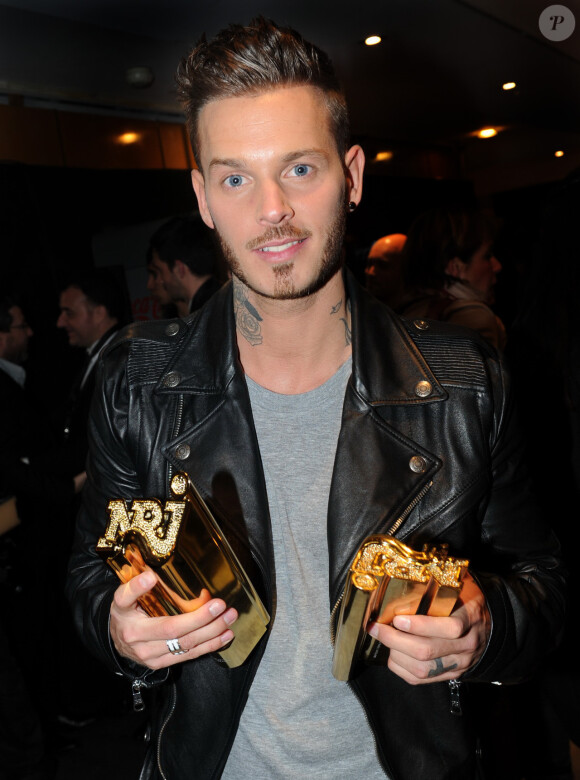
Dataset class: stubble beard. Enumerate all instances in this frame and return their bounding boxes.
[212,190,348,301]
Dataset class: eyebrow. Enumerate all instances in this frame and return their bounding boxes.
[208,148,330,170]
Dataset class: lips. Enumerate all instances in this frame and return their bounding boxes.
[258,239,306,253]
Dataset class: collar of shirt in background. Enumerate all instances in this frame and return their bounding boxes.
[79,328,118,390]
[0,357,26,388]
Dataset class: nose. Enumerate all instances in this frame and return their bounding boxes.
[56,312,65,328]
[365,263,376,277]
[257,180,294,225]
[491,256,502,273]
[146,275,154,292]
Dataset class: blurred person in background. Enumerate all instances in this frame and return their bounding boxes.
[146,213,222,317]
[397,206,506,349]
[365,233,406,309]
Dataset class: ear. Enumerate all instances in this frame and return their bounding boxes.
[445,257,467,279]
[344,144,365,208]
[173,259,188,280]
[191,169,215,229]
[91,303,108,325]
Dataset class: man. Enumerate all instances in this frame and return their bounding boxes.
[0,296,83,502]
[146,214,221,317]
[0,297,81,778]
[365,233,406,308]
[57,269,126,474]
[67,19,565,780]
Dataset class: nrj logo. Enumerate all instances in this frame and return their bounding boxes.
[539,5,576,41]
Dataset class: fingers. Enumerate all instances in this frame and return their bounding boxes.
[367,576,490,685]
[110,575,238,669]
[369,620,481,683]
[113,571,158,611]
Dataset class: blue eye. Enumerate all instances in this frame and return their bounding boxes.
[291,164,311,177]
[225,174,244,188]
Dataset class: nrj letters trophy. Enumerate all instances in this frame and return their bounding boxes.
[332,536,468,681]
[96,472,269,668]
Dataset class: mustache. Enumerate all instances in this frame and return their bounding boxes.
[246,225,312,251]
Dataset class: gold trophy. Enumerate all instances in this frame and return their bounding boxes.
[332,536,468,681]
[96,472,269,668]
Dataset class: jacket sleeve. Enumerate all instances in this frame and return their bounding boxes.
[464,350,566,683]
[65,340,168,687]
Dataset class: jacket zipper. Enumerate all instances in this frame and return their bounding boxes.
[131,678,147,712]
[348,682,390,777]
[329,479,434,644]
[448,678,463,715]
[156,681,177,780]
[328,478,437,770]
[167,394,185,489]
[385,480,433,537]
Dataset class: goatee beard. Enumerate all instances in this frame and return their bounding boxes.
[212,192,348,301]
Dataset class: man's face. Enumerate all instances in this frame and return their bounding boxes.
[57,286,102,347]
[191,85,363,300]
[146,250,177,306]
[0,306,32,364]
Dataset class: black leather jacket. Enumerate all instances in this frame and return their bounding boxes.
[67,272,565,780]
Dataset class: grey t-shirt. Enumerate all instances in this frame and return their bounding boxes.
[222,358,387,778]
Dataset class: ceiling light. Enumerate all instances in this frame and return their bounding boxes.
[502,82,516,91]
[365,35,382,46]
[555,150,564,157]
[478,128,497,139]
[118,132,140,145]
[125,66,155,88]
[374,151,393,162]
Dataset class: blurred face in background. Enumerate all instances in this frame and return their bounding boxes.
[447,242,502,303]
[0,306,33,364]
[146,250,175,306]
[57,286,104,347]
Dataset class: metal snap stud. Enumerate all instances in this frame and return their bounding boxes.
[165,322,180,337]
[163,372,181,388]
[413,319,429,331]
[414,380,432,398]
[175,444,191,460]
[409,455,427,473]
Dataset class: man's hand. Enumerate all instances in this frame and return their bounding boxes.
[110,571,238,670]
[367,572,490,685]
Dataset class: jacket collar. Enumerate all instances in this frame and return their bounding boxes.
[156,270,446,407]
[346,271,446,407]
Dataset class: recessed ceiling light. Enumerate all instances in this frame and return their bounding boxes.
[478,128,498,139]
[502,82,516,91]
[365,35,382,46]
[118,132,140,145]
[555,150,565,157]
[374,151,393,162]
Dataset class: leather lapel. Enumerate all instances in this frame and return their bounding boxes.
[156,284,273,594]
[328,275,447,602]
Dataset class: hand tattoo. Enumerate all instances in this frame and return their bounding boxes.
[427,657,458,678]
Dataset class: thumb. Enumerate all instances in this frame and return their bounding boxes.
[114,570,157,610]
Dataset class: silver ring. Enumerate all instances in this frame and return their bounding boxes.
[166,638,187,655]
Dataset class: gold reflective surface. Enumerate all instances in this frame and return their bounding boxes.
[96,473,269,667]
[332,536,468,681]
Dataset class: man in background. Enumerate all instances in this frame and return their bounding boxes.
[365,233,406,309]
[57,269,126,476]
[146,213,221,317]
